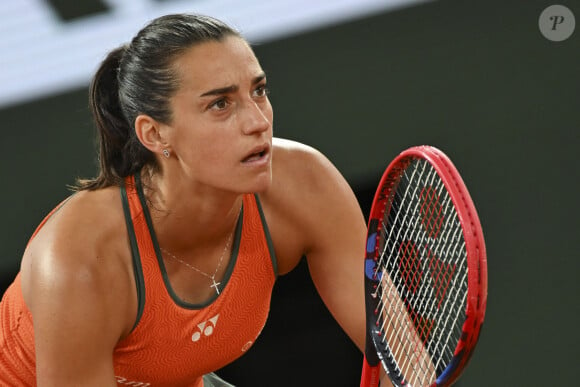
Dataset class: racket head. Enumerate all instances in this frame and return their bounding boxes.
[361,145,487,387]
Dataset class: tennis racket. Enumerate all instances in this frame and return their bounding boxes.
[360,145,487,387]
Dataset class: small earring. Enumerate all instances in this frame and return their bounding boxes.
[162,149,170,158]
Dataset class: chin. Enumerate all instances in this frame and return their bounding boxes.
[246,172,273,194]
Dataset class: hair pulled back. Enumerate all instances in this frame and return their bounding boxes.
[76,14,239,190]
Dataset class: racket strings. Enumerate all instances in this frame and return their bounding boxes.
[379,281,433,387]
[374,159,468,386]
[376,161,439,386]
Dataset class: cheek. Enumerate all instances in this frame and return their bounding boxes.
[261,101,274,130]
[189,133,234,165]
[266,100,274,121]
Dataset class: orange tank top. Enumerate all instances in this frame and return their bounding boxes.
[0,175,278,386]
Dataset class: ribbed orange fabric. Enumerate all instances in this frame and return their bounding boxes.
[0,176,277,387]
[113,175,277,386]
[0,274,36,386]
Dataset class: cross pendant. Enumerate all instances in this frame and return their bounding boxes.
[210,279,221,295]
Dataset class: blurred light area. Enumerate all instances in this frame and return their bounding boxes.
[0,0,429,109]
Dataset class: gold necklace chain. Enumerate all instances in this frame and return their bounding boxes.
[160,206,240,295]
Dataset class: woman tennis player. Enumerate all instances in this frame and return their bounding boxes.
[0,13,392,386]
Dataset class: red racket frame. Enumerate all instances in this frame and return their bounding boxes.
[360,146,487,387]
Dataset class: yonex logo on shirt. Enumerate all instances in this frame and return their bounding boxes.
[241,341,253,352]
[115,376,151,386]
[192,314,219,342]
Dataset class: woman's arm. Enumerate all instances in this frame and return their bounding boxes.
[264,138,401,386]
[264,139,368,350]
[20,190,135,386]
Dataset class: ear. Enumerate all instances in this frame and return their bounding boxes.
[134,114,169,154]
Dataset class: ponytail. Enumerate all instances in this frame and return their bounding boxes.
[74,45,153,190]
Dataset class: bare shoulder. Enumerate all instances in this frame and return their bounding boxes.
[21,186,130,281]
[270,137,344,190]
[264,138,368,350]
[21,186,136,340]
[260,138,366,274]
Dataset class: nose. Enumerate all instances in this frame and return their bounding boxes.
[241,100,272,135]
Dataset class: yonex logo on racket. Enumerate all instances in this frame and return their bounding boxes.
[191,314,219,342]
[419,186,444,239]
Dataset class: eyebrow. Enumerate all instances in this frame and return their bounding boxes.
[199,73,266,97]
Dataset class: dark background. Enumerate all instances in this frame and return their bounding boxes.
[1,0,579,386]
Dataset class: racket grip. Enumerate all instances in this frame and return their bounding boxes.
[360,355,381,387]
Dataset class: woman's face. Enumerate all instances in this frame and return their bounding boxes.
[164,35,273,194]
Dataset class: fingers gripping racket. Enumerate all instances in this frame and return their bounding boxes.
[360,146,487,387]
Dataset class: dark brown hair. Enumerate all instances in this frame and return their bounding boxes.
[75,14,240,190]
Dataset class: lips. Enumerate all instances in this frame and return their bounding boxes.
[242,144,270,163]
[243,152,264,163]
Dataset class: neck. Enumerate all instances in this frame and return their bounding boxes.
[141,169,244,253]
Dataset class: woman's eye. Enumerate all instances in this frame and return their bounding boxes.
[254,85,270,98]
[209,98,229,110]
